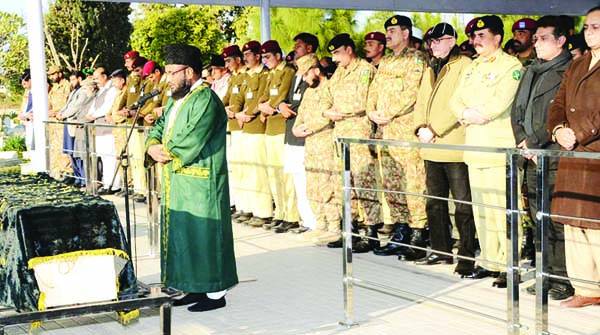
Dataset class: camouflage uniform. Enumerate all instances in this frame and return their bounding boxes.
[258,61,298,223]
[367,47,427,228]
[48,79,72,178]
[321,57,381,226]
[295,81,340,233]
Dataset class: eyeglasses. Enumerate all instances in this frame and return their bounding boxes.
[430,37,454,44]
[165,66,188,76]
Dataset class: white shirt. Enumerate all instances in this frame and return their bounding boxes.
[87,82,119,119]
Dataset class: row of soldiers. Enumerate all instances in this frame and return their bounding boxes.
[217,10,600,309]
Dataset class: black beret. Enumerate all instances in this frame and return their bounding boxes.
[327,33,355,52]
[164,44,203,72]
[429,22,457,39]
[473,15,504,36]
[293,32,319,51]
[567,33,587,51]
[20,69,31,81]
[384,15,412,29]
[210,54,226,67]
[109,69,126,79]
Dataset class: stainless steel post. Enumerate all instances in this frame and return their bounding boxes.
[535,154,550,335]
[340,141,357,328]
[88,124,98,195]
[83,124,92,194]
[506,152,520,335]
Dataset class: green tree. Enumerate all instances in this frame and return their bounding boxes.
[0,12,29,97]
[130,4,230,65]
[45,0,132,72]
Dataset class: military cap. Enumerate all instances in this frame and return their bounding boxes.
[242,40,261,54]
[423,27,433,42]
[210,54,226,67]
[123,50,139,60]
[512,18,537,32]
[327,33,355,52]
[285,51,296,63]
[109,69,126,79]
[465,17,479,35]
[365,31,386,44]
[261,40,282,55]
[384,15,412,29]
[164,44,203,72]
[20,69,31,81]
[459,40,476,54]
[293,32,319,51]
[47,65,61,75]
[473,15,504,36]
[142,60,158,77]
[429,22,457,39]
[222,45,242,59]
[567,33,587,52]
[132,56,147,69]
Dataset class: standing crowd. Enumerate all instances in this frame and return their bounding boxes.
[17,7,600,309]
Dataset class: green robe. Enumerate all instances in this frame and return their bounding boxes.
[145,85,238,293]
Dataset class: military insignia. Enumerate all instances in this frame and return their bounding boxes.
[477,20,484,28]
[360,69,370,84]
[568,43,573,50]
[512,70,522,81]
[486,72,496,81]
[328,45,335,51]
[391,17,398,25]
[370,33,374,38]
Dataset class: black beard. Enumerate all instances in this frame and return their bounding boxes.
[513,41,530,52]
[171,83,191,100]
[308,77,320,88]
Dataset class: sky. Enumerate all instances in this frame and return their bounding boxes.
[0,0,50,17]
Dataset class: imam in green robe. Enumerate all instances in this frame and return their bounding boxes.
[145,84,238,293]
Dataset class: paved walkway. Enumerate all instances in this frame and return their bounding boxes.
[3,195,600,335]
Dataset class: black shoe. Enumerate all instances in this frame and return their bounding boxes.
[98,187,121,195]
[263,219,282,230]
[173,293,206,306]
[373,223,412,256]
[274,221,299,233]
[525,283,536,296]
[187,296,226,312]
[235,213,253,223]
[549,283,575,300]
[454,260,475,276]
[133,193,146,203]
[399,228,428,261]
[461,266,499,279]
[416,254,454,265]
[62,176,76,185]
[352,239,372,253]
[367,223,383,250]
[492,272,507,288]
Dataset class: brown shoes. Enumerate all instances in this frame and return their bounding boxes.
[560,295,600,308]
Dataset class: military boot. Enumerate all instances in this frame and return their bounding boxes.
[373,223,412,256]
[399,228,428,261]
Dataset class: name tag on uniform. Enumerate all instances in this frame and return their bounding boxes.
[269,88,279,96]
[129,86,136,93]
[246,91,253,99]
[293,93,302,101]
[232,86,239,94]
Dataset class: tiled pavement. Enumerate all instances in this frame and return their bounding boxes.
[2,196,599,335]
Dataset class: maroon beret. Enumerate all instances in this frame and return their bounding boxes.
[465,17,479,35]
[242,40,261,54]
[260,40,282,55]
[512,18,537,32]
[365,31,386,44]
[123,50,139,60]
[222,45,242,59]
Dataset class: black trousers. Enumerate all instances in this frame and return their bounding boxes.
[525,160,569,283]
[425,161,476,259]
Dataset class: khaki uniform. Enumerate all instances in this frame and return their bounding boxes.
[48,79,72,178]
[237,66,272,218]
[367,47,427,228]
[222,69,246,211]
[295,81,340,233]
[321,57,380,225]
[139,79,168,126]
[259,61,298,222]
[449,49,522,272]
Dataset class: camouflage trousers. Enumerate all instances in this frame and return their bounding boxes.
[333,117,381,225]
[379,119,427,229]
[305,128,340,233]
[48,122,72,178]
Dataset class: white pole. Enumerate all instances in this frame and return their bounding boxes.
[260,0,271,42]
[25,0,49,172]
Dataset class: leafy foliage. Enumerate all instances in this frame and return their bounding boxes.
[2,135,26,155]
[0,12,29,97]
[45,0,132,72]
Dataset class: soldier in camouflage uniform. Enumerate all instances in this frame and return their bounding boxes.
[320,34,380,252]
[47,65,72,179]
[255,40,299,232]
[367,15,428,261]
[293,61,341,244]
[234,41,273,226]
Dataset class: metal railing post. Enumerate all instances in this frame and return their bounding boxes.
[44,122,50,173]
[88,124,98,195]
[535,154,550,335]
[83,124,92,194]
[506,152,520,335]
[340,141,357,328]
